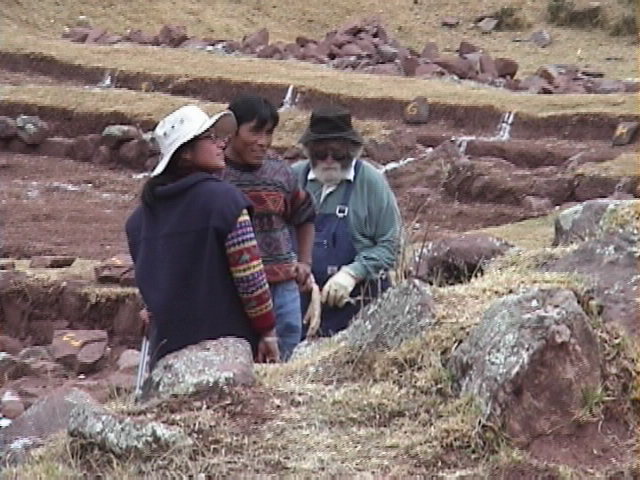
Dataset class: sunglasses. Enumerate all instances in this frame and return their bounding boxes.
[309,149,351,162]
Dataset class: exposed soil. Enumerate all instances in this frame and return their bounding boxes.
[0,153,138,258]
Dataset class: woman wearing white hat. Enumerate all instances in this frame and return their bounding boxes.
[126,105,279,370]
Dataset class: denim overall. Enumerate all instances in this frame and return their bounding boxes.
[301,160,389,337]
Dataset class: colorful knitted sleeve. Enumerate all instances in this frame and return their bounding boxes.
[225,209,276,335]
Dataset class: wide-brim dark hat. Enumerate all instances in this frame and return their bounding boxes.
[299,106,363,145]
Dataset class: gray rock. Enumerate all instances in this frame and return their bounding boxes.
[477,17,499,33]
[68,403,192,457]
[553,199,639,246]
[15,115,50,145]
[343,279,436,351]
[448,288,601,447]
[0,117,17,139]
[546,232,639,338]
[141,337,255,403]
[101,125,141,148]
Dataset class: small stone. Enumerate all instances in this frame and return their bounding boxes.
[117,349,140,373]
[101,125,141,148]
[0,117,18,139]
[477,17,499,33]
[403,97,430,125]
[612,122,639,146]
[530,30,552,48]
[15,115,50,145]
[441,17,460,28]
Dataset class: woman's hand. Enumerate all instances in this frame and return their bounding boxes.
[256,329,280,363]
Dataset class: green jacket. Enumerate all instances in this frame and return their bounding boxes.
[292,159,401,280]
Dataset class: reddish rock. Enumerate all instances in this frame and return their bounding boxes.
[403,96,430,125]
[0,388,97,463]
[0,335,23,355]
[71,134,101,162]
[340,42,364,57]
[612,121,639,146]
[94,253,134,284]
[459,40,480,55]
[283,42,302,59]
[400,56,420,76]
[0,116,17,139]
[536,64,564,85]
[29,256,76,268]
[295,36,314,47]
[364,140,402,165]
[435,56,476,79]
[118,138,150,170]
[125,29,158,45]
[478,54,498,77]
[623,80,640,93]
[62,27,92,43]
[91,145,113,165]
[256,43,284,59]
[84,27,107,44]
[242,27,269,53]
[441,17,460,28]
[420,42,439,61]
[354,37,377,55]
[494,58,519,78]
[158,24,189,47]
[415,233,513,285]
[37,137,75,158]
[331,32,353,48]
[50,329,108,374]
[96,34,122,45]
[415,63,448,77]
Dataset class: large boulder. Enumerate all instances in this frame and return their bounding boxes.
[68,403,192,457]
[414,233,514,285]
[448,288,602,447]
[552,199,639,246]
[101,125,141,148]
[140,337,255,403]
[0,388,96,465]
[341,279,436,351]
[546,232,639,338]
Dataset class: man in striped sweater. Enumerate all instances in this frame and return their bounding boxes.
[224,95,316,361]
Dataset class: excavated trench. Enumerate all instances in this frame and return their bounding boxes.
[0,51,638,350]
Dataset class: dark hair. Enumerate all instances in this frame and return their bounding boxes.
[228,95,279,131]
[141,141,192,208]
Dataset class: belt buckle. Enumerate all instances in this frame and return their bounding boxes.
[335,205,349,218]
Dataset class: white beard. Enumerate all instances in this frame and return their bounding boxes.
[311,162,352,186]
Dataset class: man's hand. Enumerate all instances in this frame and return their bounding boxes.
[293,262,312,291]
[321,267,358,308]
[256,329,280,363]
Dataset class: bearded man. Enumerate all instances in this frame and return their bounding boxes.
[292,105,401,337]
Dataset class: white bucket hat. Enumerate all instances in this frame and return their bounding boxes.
[150,105,234,177]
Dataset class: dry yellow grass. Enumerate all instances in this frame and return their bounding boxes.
[2,35,638,117]
[576,151,640,178]
[3,0,638,80]
[1,84,390,147]
[475,212,559,249]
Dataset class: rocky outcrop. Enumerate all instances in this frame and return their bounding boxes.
[448,288,602,447]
